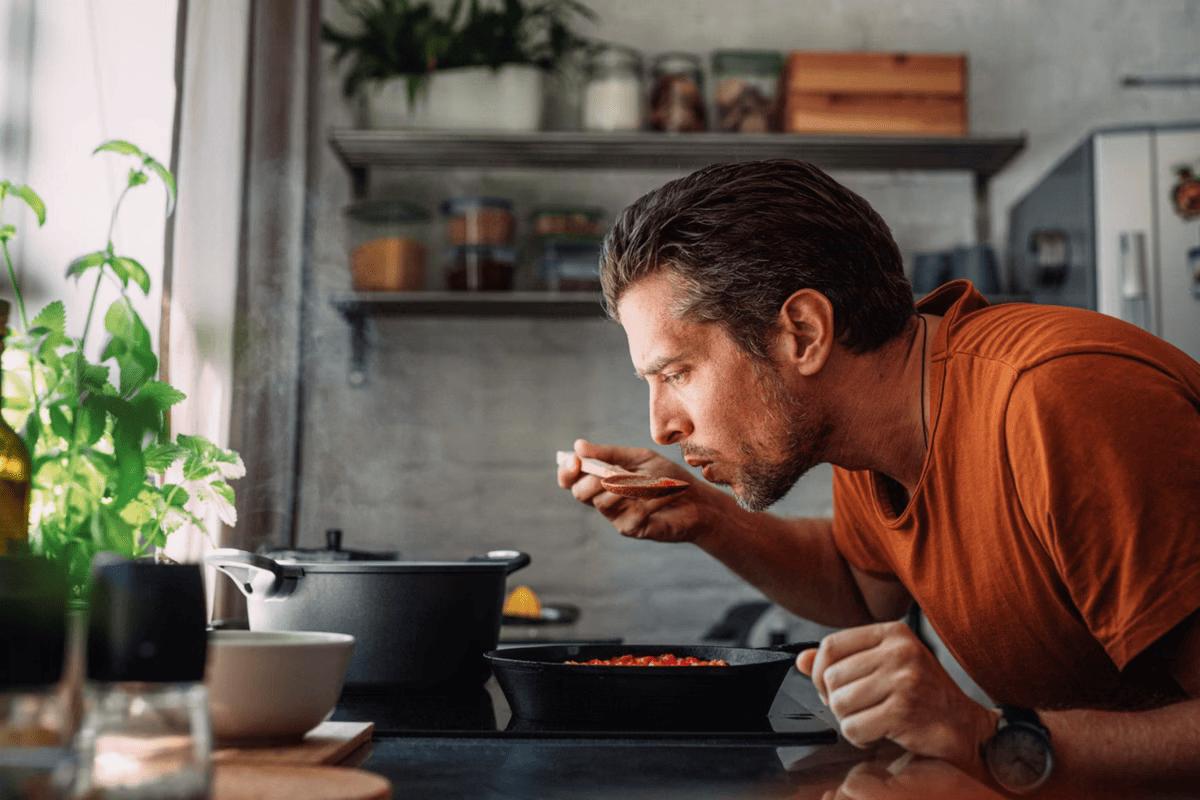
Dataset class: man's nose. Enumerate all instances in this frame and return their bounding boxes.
[649,385,691,446]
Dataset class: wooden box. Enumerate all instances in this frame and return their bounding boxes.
[783,52,967,137]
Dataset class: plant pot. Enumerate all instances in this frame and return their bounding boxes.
[365,65,545,131]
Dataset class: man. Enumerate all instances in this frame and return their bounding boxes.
[556,160,1200,794]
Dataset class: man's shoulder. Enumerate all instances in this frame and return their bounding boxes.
[944,301,1197,380]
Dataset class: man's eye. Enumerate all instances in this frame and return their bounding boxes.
[662,372,685,385]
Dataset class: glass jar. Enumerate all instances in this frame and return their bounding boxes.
[72,683,210,800]
[649,52,706,132]
[539,238,604,292]
[345,200,430,292]
[711,50,783,133]
[72,561,210,800]
[445,246,516,291]
[529,206,605,238]
[582,45,644,131]
[441,197,515,247]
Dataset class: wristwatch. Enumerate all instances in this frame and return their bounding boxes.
[982,705,1053,795]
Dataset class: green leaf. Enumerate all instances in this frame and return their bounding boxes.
[210,480,236,506]
[31,301,66,336]
[117,348,157,397]
[78,397,107,446]
[94,140,144,158]
[163,484,190,508]
[0,224,15,242]
[66,251,108,279]
[182,456,216,482]
[144,443,184,472]
[11,184,46,226]
[103,299,151,350]
[112,257,150,294]
[106,257,130,288]
[127,168,149,188]
[48,406,71,439]
[144,158,177,216]
[135,380,185,411]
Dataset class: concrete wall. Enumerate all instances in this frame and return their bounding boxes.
[293,0,1200,641]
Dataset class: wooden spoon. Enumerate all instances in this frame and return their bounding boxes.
[556,451,690,499]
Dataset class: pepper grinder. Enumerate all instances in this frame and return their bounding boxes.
[71,559,210,799]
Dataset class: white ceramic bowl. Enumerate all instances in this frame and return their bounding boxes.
[205,630,354,742]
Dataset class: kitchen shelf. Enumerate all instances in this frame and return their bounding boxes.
[331,289,1031,384]
[327,128,1028,383]
[329,129,1025,178]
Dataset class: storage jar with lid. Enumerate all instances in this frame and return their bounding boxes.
[345,200,430,292]
[445,246,517,291]
[649,52,706,132]
[529,206,606,238]
[711,50,783,133]
[539,238,604,292]
[582,45,644,131]
[441,197,516,247]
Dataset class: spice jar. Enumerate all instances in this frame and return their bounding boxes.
[649,52,706,132]
[445,246,516,291]
[441,197,516,247]
[530,206,605,238]
[711,50,783,133]
[582,45,644,131]
[345,200,429,292]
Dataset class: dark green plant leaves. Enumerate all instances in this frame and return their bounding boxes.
[135,380,186,411]
[144,443,185,472]
[144,159,176,216]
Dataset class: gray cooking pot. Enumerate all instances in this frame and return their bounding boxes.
[206,547,530,691]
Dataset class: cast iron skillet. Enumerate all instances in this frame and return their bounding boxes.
[485,641,818,727]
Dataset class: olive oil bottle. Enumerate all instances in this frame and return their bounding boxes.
[0,299,31,554]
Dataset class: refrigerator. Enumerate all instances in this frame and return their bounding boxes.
[1009,122,1200,361]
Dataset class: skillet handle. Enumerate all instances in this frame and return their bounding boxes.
[470,549,532,575]
[761,640,820,656]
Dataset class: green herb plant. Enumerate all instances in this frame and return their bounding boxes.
[0,140,243,602]
[322,0,594,101]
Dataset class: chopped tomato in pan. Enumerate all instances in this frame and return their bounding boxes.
[565,653,729,667]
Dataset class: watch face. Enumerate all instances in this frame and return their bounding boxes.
[987,723,1052,792]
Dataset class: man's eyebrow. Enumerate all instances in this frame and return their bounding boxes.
[635,353,686,380]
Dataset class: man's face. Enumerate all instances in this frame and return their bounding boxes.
[617,273,831,511]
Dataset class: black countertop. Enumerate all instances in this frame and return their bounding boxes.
[329,671,1004,799]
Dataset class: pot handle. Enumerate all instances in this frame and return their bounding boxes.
[470,549,532,575]
[761,640,820,657]
[205,549,301,599]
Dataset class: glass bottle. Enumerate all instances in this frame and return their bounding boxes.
[649,52,707,132]
[72,560,210,800]
[0,555,71,799]
[582,45,644,131]
[0,299,32,555]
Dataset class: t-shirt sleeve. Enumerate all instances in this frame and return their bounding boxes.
[831,466,895,578]
[1004,354,1200,669]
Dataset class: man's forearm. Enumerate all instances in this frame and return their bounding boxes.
[1041,698,1200,792]
[694,510,874,628]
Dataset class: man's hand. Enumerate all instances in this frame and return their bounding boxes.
[797,621,1000,776]
[556,438,736,544]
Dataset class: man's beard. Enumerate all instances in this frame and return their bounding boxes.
[731,363,831,512]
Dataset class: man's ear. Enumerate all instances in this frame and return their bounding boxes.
[777,289,834,377]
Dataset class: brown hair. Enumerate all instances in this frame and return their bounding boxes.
[600,159,914,357]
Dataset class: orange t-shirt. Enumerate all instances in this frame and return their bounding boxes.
[832,280,1200,710]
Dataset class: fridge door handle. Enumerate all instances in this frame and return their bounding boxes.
[1119,231,1148,299]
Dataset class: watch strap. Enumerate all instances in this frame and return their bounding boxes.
[998,705,1050,738]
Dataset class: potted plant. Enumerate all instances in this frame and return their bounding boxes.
[0,140,243,604]
[322,0,595,131]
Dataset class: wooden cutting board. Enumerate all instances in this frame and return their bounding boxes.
[213,764,391,800]
[213,721,373,766]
